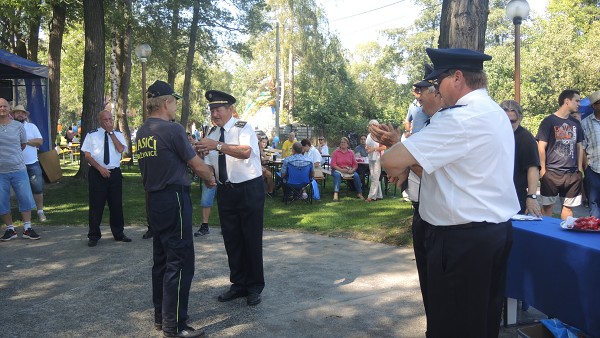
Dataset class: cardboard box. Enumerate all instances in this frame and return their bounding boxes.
[38,150,63,183]
[517,323,554,338]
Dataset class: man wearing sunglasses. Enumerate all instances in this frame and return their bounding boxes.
[381,48,519,338]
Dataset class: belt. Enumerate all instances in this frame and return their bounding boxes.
[219,176,262,189]
[162,184,190,193]
[433,220,509,231]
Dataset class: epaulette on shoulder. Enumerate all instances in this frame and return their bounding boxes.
[207,126,217,136]
[438,104,466,113]
[88,129,98,133]
[234,121,247,128]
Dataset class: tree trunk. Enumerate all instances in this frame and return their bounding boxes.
[48,2,66,147]
[78,0,106,179]
[27,3,41,62]
[116,0,133,158]
[180,2,200,129]
[438,0,489,51]
[167,5,180,86]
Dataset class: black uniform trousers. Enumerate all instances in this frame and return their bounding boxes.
[216,176,265,294]
[411,202,433,337]
[423,219,513,338]
[87,167,125,240]
[148,185,195,333]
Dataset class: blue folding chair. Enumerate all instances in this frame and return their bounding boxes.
[282,160,313,205]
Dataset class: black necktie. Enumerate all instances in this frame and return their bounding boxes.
[218,127,228,183]
[104,132,110,165]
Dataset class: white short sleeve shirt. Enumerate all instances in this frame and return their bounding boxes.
[402,89,520,225]
[204,118,262,183]
[22,121,42,164]
[81,127,128,169]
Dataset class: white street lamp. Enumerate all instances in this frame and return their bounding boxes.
[506,0,530,103]
[135,44,152,121]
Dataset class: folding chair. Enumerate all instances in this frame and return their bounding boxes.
[282,160,313,205]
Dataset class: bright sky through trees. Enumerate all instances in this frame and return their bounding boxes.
[319,0,550,51]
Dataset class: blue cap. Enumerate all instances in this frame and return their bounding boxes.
[147,80,182,99]
[424,48,492,81]
[205,90,236,108]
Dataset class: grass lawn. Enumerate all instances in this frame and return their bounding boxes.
[15,163,415,246]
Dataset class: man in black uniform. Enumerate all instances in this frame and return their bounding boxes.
[136,80,216,338]
[195,90,265,306]
[81,109,131,247]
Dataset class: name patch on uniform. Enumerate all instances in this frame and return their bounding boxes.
[136,136,158,159]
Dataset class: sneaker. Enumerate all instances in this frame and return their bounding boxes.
[37,210,47,222]
[1,229,18,241]
[194,224,209,237]
[22,228,41,240]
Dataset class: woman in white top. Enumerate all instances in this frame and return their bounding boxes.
[366,120,386,201]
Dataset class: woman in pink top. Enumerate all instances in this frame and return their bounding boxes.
[331,137,364,201]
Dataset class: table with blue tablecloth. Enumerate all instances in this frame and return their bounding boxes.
[506,216,600,337]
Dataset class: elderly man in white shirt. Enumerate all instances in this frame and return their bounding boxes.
[300,138,322,167]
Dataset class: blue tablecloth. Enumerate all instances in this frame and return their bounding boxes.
[506,216,600,337]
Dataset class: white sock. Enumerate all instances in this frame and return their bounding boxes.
[24,222,32,230]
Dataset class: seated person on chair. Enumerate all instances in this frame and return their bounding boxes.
[301,138,322,168]
[281,142,313,199]
[331,137,364,201]
[259,137,275,196]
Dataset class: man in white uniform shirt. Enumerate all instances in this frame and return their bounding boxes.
[81,109,131,247]
[381,48,520,338]
[12,105,47,222]
[195,90,265,306]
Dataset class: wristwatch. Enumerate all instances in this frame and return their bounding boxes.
[216,143,222,152]
[108,131,114,136]
[526,194,537,199]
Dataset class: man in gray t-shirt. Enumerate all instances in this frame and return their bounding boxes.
[136,81,215,337]
[0,98,38,241]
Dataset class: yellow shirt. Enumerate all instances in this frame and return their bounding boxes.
[282,139,294,158]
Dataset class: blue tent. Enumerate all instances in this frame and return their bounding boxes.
[580,97,594,120]
[0,49,51,152]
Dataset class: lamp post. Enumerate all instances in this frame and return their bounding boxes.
[134,44,152,121]
[506,0,530,104]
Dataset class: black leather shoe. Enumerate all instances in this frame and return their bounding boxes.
[217,289,247,302]
[88,240,98,247]
[163,327,205,337]
[143,228,154,239]
[247,293,261,306]
[116,235,132,242]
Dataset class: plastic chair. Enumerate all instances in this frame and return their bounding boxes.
[282,160,313,205]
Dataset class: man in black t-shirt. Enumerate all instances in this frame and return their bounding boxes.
[536,89,584,220]
[136,80,215,338]
[501,100,542,216]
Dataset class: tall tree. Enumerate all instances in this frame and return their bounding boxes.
[438,0,489,50]
[48,1,68,147]
[0,0,44,58]
[112,0,134,157]
[78,0,105,177]
[180,1,200,129]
